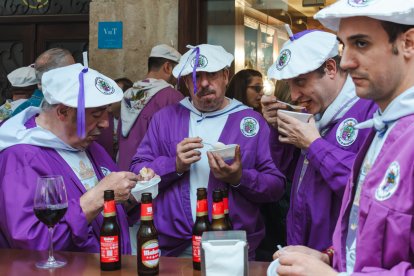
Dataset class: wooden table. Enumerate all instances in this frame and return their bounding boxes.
[0,248,269,275]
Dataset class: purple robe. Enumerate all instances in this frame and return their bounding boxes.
[0,117,131,254]
[130,104,285,260]
[332,114,414,275]
[117,87,184,171]
[271,99,377,250]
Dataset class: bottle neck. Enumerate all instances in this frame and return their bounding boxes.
[196,198,208,217]
[212,200,224,219]
[103,199,116,217]
[223,197,229,214]
[141,202,153,221]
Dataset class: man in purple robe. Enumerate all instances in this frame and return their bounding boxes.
[118,44,184,171]
[262,30,377,252]
[272,0,414,275]
[130,44,286,260]
[0,63,138,254]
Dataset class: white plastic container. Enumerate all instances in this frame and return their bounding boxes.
[207,144,237,161]
[277,109,312,123]
[267,258,280,276]
[131,176,161,202]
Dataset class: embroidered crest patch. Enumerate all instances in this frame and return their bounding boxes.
[100,167,112,177]
[336,118,359,146]
[276,49,291,71]
[191,54,208,69]
[95,77,115,95]
[375,161,400,201]
[347,0,377,7]
[240,117,259,137]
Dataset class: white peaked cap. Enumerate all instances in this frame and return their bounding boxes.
[42,63,123,108]
[150,44,181,63]
[172,44,234,77]
[315,0,414,32]
[7,65,37,87]
[267,30,338,80]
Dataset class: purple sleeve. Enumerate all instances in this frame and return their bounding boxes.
[129,112,181,190]
[352,263,414,275]
[233,121,286,203]
[0,152,97,251]
[306,138,356,196]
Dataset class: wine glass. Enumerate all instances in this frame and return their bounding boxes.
[33,175,68,269]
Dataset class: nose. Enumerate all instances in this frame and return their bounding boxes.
[340,47,358,72]
[198,72,210,88]
[98,111,110,129]
[290,86,301,102]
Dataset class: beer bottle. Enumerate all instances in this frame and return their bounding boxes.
[210,189,228,231]
[192,188,210,270]
[100,190,121,271]
[137,193,159,275]
[222,188,233,230]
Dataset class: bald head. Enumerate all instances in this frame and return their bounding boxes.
[35,48,75,85]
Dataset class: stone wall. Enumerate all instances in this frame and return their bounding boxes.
[89,0,179,82]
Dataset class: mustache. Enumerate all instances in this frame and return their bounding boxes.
[197,88,215,96]
[347,70,369,79]
[88,129,101,136]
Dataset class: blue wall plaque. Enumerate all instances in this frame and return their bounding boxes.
[98,21,123,49]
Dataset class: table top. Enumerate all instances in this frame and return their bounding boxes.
[0,248,270,275]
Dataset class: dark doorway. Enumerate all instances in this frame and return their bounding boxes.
[0,0,90,103]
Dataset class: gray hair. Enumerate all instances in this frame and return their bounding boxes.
[40,100,58,112]
[35,48,74,83]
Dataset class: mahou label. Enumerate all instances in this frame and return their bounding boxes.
[212,201,224,219]
[192,235,202,262]
[103,200,116,217]
[196,199,208,216]
[141,203,153,220]
[141,240,159,268]
[100,236,119,262]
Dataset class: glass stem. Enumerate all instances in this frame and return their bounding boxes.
[47,227,56,263]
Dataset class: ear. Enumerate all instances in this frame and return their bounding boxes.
[56,104,71,121]
[163,61,172,75]
[222,69,230,85]
[401,28,414,58]
[324,58,338,79]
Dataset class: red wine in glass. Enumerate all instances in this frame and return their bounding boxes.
[33,175,68,269]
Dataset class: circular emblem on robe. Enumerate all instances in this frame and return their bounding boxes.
[191,54,208,69]
[95,77,115,95]
[276,49,291,71]
[100,167,112,177]
[336,118,359,147]
[240,117,259,137]
[347,0,377,7]
[375,161,400,201]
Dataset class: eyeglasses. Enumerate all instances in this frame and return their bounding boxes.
[247,85,264,93]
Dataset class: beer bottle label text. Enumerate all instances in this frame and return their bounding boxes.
[141,239,159,268]
[192,235,202,262]
[100,236,119,262]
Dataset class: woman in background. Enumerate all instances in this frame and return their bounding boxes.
[226,69,264,113]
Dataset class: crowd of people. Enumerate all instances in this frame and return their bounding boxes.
[0,0,413,274]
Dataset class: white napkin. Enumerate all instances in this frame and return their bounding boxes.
[203,240,246,276]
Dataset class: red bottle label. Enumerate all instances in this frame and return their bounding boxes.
[192,235,202,262]
[103,200,116,217]
[196,199,208,216]
[141,203,153,220]
[212,201,224,219]
[100,235,119,262]
[223,197,229,214]
[141,240,159,268]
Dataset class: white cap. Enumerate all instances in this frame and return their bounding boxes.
[149,44,181,63]
[172,44,234,78]
[42,63,123,108]
[267,30,338,80]
[315,0,414,32]
[7,65,37,87]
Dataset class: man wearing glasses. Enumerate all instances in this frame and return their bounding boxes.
[130,44,285,260]
[262,30,377,254]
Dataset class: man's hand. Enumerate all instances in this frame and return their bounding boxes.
[277,112,320,149]
[261,95,288,129]
[80,171,139,223]
[207,145,242,186]
[273,245,330,264]
[176,137,203,174]
[277,252,338,276]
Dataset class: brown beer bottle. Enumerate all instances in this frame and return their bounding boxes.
[100,190,121,271]
[222,188,233,230]
[210,189,228,231]
[137,193,159,275]
[192,188,210,270]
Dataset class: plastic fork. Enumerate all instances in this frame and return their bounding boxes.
[276,100,306,111]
